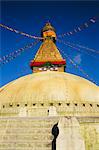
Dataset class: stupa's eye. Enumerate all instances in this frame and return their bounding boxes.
[50,67,54,71]
[39,68,42,71]
[54,67,58,71]
[43,67,47,71]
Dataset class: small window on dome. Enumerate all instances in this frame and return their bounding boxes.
[75,103,77,106]
[25,104,27,107]
[58,103,61,106]
[33,103,36,106]
[41,103,44,106]
[90,104,92,107]
[9,104,13,107]
[83,104,85,107]
[67,103,70,106]
[3,105,5,108]
[97,104,99,107]
[17,104,20,107]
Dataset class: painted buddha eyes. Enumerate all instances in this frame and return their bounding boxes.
[39,67,58,71]
[39,68,42,71]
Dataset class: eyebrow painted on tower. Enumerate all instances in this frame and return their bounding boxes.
[30,22,66,73]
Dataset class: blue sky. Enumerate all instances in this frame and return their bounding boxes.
[0,1,99,87]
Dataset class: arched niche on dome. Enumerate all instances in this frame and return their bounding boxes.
[19,107,28,117]
[48,106,57,116]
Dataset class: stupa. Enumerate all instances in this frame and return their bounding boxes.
[0,23,99,150]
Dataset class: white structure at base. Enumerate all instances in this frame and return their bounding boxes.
[57,117,85,150]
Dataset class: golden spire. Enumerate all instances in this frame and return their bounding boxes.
[41,22,56,42]
[30,23,66,73]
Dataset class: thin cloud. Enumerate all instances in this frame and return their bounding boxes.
[73,54,82,64]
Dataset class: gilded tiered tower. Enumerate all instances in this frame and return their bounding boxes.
[30,22,66,73]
